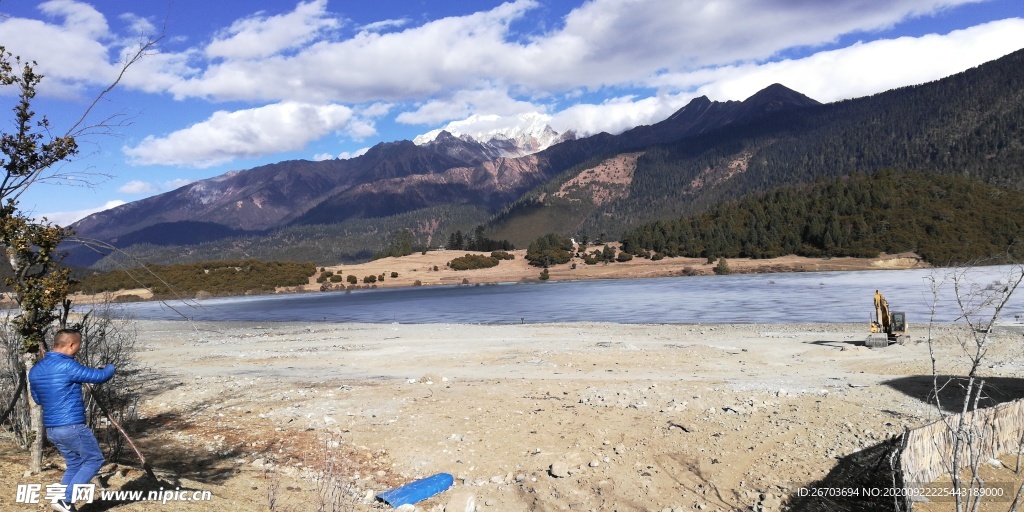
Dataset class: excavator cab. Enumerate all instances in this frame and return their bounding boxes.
[890,311,907,334]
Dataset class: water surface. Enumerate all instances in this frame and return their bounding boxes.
[116,266,1024,325]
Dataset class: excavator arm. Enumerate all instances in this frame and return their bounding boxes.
[871,290,890,334]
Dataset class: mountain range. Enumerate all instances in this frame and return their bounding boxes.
[68,48,1024,267]
[413,112,570,158]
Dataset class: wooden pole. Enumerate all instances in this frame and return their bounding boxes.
[84,383,158,482]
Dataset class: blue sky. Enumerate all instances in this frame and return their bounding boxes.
[0,0,1022,225]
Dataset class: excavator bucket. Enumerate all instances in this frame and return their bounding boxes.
[866,334,890,348]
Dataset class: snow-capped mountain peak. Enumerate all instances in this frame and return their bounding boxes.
[413,112,565,157]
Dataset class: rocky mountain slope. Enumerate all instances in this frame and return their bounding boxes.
[68,48,1024,266]
[69,83,820,266]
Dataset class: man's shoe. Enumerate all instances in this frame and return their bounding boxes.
[51,500,77,512]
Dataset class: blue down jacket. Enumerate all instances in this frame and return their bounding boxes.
[29,352,115,427]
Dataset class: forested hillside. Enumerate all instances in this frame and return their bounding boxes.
[496,48,1024,240]
[620,170,1024,264]
[75,260,316,298]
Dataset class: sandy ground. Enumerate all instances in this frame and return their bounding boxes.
[5,317,1024,512]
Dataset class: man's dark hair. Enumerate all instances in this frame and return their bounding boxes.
[53,329,82,348]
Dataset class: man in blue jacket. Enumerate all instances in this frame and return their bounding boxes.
[29,329,115,512]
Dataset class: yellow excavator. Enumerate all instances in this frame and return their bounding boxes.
[868,290,909,348]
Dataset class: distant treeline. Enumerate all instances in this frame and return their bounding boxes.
[74,259,316,297]
[373,229,419,259]
[620,170,1024,265]
[371,224,515,261]
[446,226,514,252]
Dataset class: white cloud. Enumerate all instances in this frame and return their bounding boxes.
[313,148,370,161]
[123,102,356,167]
[551,94,688,136]
[359,18,409,32]
[0,1,179,99]
[547,18,1024,137]
[338,148,370,160]
[119,12,156,36]
[0,1,118,97]
[39,0,108,38]
[345,119,378,140]
[40,200,126,226]
[648,18,1024,104]
[397,88,544,126]
[3,0,1007,107]
[164,0,541,102]
[155,0,989,104]
[118,47,201,95]
[205,0,341,60]
[533,0,993,90]
[117,178,195,194]
[359,102,393,118]
[118,180,159,194]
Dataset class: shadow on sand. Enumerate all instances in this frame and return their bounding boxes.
[784,436,906,512]
[882,375,1024,414]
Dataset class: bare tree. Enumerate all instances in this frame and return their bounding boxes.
[0,36,157,471]
[74,304,149,462]
[924,262,1024,512]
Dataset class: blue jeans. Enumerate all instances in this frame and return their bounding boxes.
[46,424,105,502]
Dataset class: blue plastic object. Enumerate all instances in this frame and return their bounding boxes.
[376,473,455,507]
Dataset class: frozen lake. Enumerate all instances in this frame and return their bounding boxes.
[116,265,1024,325]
